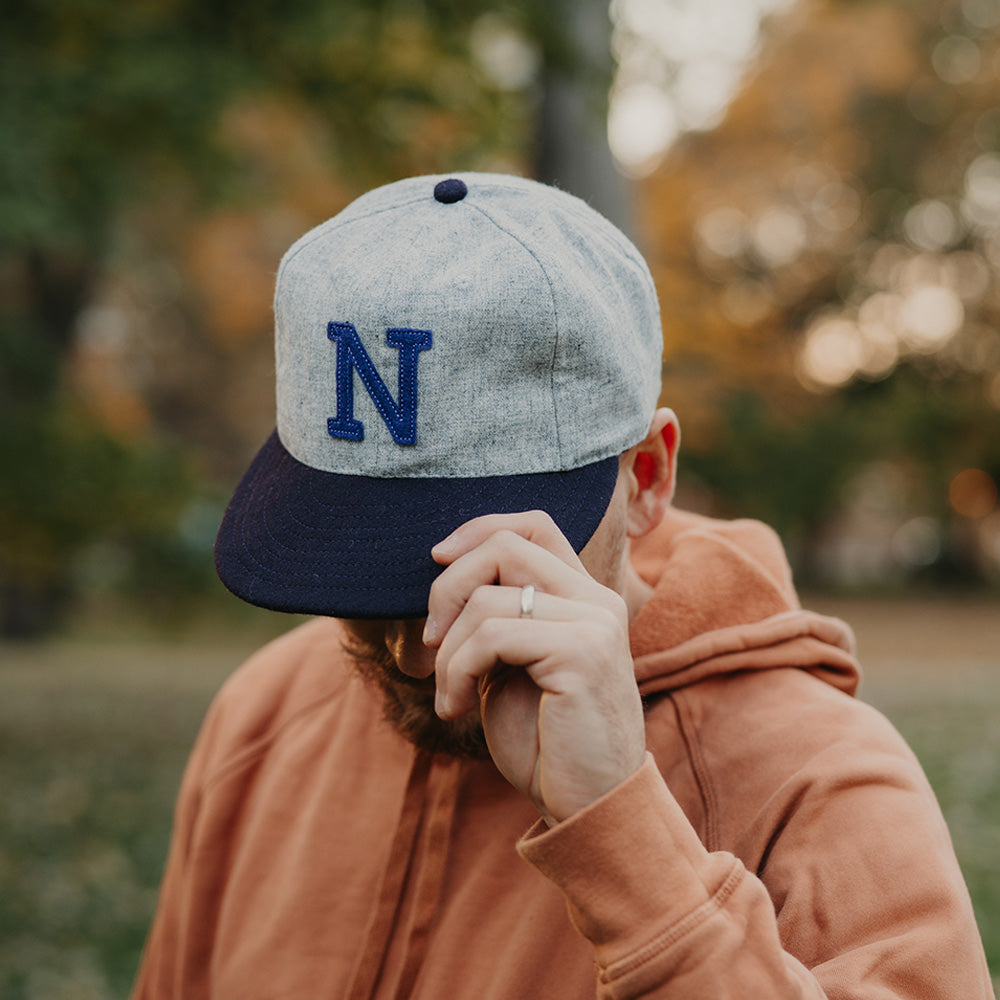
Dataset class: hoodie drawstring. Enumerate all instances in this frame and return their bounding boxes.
[345,750,461,1000]
[394,755,461,997]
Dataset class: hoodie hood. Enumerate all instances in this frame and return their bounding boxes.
[628,509,860,698]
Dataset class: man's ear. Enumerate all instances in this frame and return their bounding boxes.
[624,408,680,539]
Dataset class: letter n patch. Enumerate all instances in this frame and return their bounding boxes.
[326,321,433,446]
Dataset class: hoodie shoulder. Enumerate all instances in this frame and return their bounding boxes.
[664,666,951,889]
[193,617,355,782]
[629,509,860,695]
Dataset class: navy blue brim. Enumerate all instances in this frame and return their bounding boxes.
[214,431,620,619]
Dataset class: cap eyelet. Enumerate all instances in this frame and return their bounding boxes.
[434,178,468,204]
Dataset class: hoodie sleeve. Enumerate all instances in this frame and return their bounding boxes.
[517,754,994,999]
[130,692,227,1000]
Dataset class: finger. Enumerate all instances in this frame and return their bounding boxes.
[424,530,620,647]
[431,510,582,570]
[435,584,596,677]
[435,617,574,719]
[438,615,625,719]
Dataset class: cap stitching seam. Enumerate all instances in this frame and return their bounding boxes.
[464,201,564,466]
[277,195,431,275]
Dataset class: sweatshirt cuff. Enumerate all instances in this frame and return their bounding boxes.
[517,753,740,963]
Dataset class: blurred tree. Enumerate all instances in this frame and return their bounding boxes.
[535,0,632,229]
[0,0,241,634]
[1,0,626,634]
[641,0,1000,585]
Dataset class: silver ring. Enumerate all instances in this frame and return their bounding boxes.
[519,584,535,619]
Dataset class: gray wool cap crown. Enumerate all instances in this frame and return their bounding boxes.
[273,172,664,478]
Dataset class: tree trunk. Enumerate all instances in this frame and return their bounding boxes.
[534,0,632,238]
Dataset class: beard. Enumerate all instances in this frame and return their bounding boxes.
[343,632,491,760]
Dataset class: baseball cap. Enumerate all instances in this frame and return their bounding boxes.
[214,172,663,618]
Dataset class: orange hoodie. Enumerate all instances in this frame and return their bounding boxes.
[132,510,994,998]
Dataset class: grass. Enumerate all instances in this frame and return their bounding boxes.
[0,623,276,1000]
[0,597,997,997]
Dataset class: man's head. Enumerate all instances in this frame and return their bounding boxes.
[215,172,666,620]
[339,409,680,758]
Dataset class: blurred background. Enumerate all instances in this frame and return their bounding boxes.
[1,0,998,995]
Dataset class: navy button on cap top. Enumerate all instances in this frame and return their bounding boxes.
[434,178,468,204]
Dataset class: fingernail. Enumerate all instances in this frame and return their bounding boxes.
[423,617,438,645]
[431,534,456,558]
[435,690,449,718]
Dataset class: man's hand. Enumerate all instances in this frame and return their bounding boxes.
[423,511,646,826]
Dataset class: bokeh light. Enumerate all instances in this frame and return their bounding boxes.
[962,153,1000,230]
[899,285,965,352]
[963,0,1000,30]
[694,205,748,259]
[608,0,795,175]
[903,200,960,252]
[607,82,677,173]
[932,35,982,85]
[470,15,540,91]
[798,317,865,389]
[751,205,808,267]
[949,469,999,519]
[891,516,943,570]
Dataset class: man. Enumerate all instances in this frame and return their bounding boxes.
[133,173,993,998]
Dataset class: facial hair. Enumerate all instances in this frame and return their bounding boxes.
[343,633,491,760]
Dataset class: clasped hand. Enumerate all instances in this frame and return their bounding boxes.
[422,511,647,826]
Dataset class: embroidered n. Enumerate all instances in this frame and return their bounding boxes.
[326,321,433,446]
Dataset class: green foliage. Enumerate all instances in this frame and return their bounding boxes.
[680,391,873,552]
[681,366,1000,584]
[0,0,547,635]
[1,1,237,256]
[0,402,203,636]
[0,0,538,255]
[847,365,1000,496]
